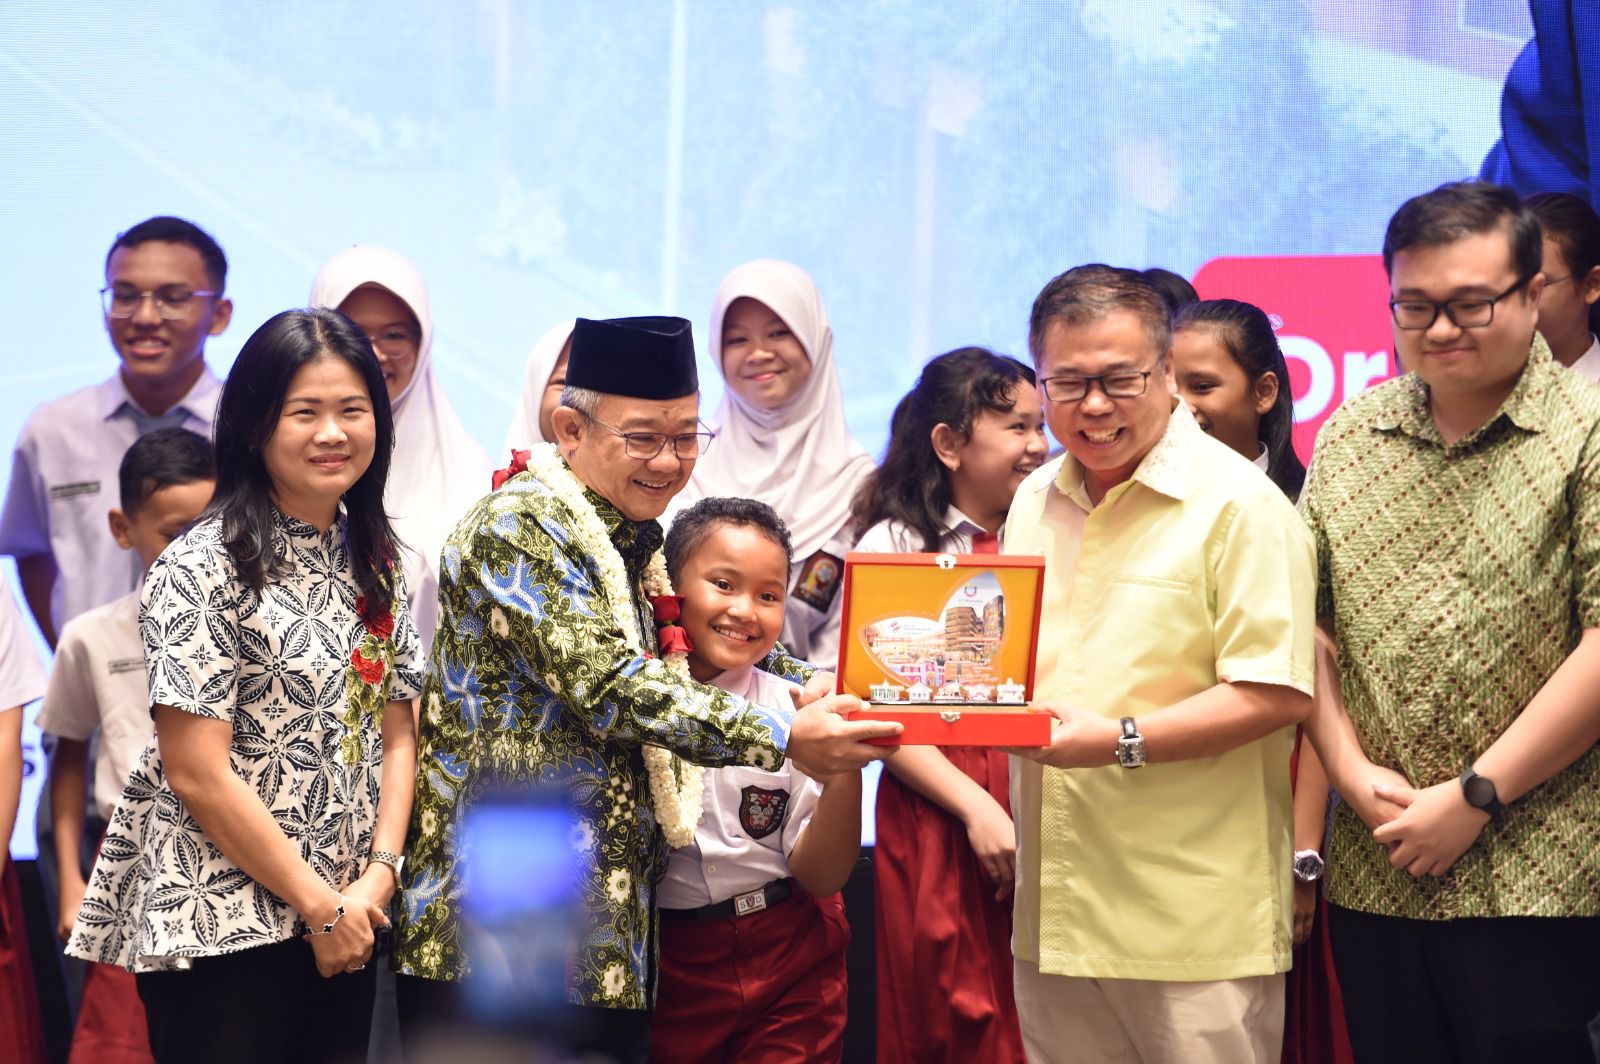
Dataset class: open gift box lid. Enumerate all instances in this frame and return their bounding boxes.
[836,551,1050,747]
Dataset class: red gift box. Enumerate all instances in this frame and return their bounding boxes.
[836,551,1049,747]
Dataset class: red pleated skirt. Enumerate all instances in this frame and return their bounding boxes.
[0,857,47,1064]
[874,747,1025,1063]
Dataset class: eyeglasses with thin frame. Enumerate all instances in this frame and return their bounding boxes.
[100,286,219,320]
[1040,356,1163,404]
[583,413,716,461]
[363,327,420,360]
[1388,274,1533,331]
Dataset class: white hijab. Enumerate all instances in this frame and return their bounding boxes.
[310,245,490,643]
[679,259,873,559]
[503,319,576,453]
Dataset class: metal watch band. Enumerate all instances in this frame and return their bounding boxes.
[369,850,403,881]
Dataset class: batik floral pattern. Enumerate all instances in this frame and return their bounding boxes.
[393,465,812,1008]
[63,510,422,972]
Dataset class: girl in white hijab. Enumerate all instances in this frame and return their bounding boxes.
[503,319,576,451]
[310,245,490,646]
[677,259,874,668]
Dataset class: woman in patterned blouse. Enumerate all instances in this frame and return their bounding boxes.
[65,308,423,1064]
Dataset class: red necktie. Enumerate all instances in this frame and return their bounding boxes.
[972,530,1000,554]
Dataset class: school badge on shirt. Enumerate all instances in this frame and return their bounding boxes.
[791,549,844,611]
[739,785,789,839]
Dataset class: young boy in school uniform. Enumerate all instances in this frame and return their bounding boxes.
[652,497,862,1063]
[0,216,230,646]
[37,427,214,1064]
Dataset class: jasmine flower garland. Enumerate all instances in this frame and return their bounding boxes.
[518,445,705,848]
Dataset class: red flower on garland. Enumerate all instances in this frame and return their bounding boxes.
[648,594,693,655]
[491,449,533,491]
[657,624,693,656]
[350,646,387,686]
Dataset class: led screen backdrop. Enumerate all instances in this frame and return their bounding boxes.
[0,1,1534,855]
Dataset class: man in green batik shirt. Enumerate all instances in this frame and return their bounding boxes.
[1301,181,1600,1062]
[393,316,897,1058]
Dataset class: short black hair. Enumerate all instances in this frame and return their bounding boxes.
[1028,263,1172,362]
[1526,191,1600,280]
[105,216,228,292]
[118,427,216,513]
[1382,181,1542,281]
[665,497,793,585]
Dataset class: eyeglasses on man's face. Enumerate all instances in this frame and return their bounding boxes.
[584,414,716,461]
[1388,274,1533,331]
[101,285,220,320]
[1040,357,1163,403]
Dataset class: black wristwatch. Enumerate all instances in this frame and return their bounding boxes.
[1459,768,1503,818]
[1115,717,1146,769]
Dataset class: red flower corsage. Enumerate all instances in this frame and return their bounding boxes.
[491,449,533,491]
[649,594,694,655]
[350,646,387,685]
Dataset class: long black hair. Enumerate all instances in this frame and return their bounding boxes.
[203,308,399,624]
[850,347,1036,550]
[1173,299,1306,501]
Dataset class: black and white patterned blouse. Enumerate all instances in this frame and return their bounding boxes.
[65,510,423,972]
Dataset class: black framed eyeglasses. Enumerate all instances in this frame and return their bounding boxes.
[101,286,219,319]
[583,414,715,460]
[1040,357,1162,403]
[1388,274,1533,331]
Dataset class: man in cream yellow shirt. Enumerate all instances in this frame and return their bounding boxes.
[1005,265,1316,1063]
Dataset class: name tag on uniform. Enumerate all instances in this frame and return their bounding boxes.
[50,481,101,501]
[108,658,144,676]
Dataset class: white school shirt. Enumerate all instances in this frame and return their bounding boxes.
[34,591,150,821]
[0,367,221,630]
[1566,334,1600,385]
[1253,446,1270,473]
[776,520,855,670]
[852,505,993,555]
[657,665,824,909]
[0,571,47,710]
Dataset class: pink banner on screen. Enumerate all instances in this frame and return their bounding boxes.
[1195,255,1397,463]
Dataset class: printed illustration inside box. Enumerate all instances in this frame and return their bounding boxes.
[837,552,1051,746]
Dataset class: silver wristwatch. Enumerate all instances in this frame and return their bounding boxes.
[1115,717,1146,768]
[369,850,405,884]
[1292,849,1325,883]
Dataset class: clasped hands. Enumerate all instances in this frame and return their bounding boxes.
[1351,762,1490,879]
[303,863,395,978]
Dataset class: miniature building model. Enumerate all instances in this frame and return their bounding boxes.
[965,684,995,703]
[997,678,1027,704]
[935,680,965,702]
[870,680,903,703]
[906,681,932,703]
